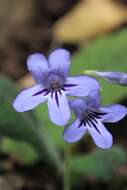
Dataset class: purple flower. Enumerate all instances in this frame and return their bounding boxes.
[64,90,127,149]
[13,49,100,126]
[88,71,127,86]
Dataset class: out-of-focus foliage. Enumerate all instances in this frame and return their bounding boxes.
[35,104,64,150]
[0,75,41,148]
[53,0,127,43]
[72,29,127,104]
[0,75,63,170]
[1,138,39,164]
[71,146,127,182]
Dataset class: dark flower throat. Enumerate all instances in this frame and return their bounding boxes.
[78,110,106,134]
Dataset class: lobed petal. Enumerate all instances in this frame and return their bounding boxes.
[88,120,113,149]
[64,119,87,143]
[27,53,49,83]
[13,84,47,112]
[87,90,101,109]
[100,104,127,123]
[65,75,100,97]
[69,98,87,117]
[48,49,70,77]
[47,91,71,126]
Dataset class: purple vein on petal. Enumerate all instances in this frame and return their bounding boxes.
[79,120,86,128]
[92,111,107,116]
[87,118,101,134]
[89,111,107,119]
[91,122,101,134]
[64,84,77,87]
[58,89,62,95]
[33,88,48,96]
[88,113,101,119]
[61,87,65,91]
[85,118,91,127]
[51,91,53,98]
[55,91,59,107]
[87,118,101,135]
[87,115,98,124]
[43,89,51,96]
[81,116,101,135]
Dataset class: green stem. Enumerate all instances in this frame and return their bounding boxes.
[64,142,71,190]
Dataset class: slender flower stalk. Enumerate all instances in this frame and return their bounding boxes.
[64,142,71,190]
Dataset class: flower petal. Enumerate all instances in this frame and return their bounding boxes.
[48,49,70,77]
[69,98,87,117]
[65,76,100,97]
[88,120,113,149]
[100,104,127,123]
[93,71,127,86]
[64,119,87,143]
[87,90,101,109]
[13,84,47,112]
[27,53,49,82]
[47,91,71,126]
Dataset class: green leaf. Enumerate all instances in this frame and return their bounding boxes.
[0,75,63,171]
[35,104,64,149]
[0,75,46,155]
[1,138,39,164]
[71,146,126,181]
[72,30,127,104]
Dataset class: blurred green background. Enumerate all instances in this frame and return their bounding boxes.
[0,0,127,189]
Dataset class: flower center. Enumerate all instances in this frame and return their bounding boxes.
[50,80,62,91]
[81,111,90,120]
[46,74,64,91]
[81,110,106,122]
[79,110,107,134]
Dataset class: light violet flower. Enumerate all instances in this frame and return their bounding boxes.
[13,49,100,126]
[64,90,127,149]
[85,70,127,86]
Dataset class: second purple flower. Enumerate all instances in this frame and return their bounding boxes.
[64,90,127,149]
